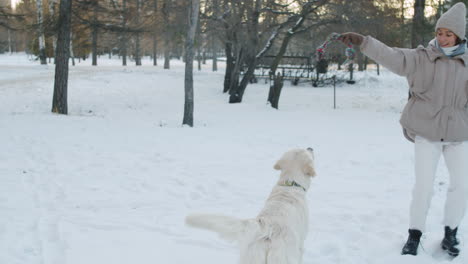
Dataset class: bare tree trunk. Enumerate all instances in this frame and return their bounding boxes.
[411,0,425,48]
[223,42,234,93]
[121,0,128,66]
[164,46,170,68]
[269,32,292,74]
[348,63,354,83]
[8,29,12,54]
[268,73,283,109]
[229,0,261,104]
[135,0,142,66]
[197,47,202,70]
[153,0,158,66]
[211,37,217,71]
[163,0,171,69]
[228,44,243,97]
[357,51,364,71]
[183,0,200,127]
[229,54,254,103]
[49,0,57,63]
[70,32,75,66]
[211,0,219,72]
[400,0,406,47]
[92,1,98,66]
[267,29,288,107]
[36,0,47,65]
[52,0,72,115]
[152,34,158,65]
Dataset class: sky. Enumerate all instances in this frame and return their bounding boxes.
[10,0,19,8]
[8,0,436,18]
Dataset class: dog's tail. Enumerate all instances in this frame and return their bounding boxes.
[185,213,251,242]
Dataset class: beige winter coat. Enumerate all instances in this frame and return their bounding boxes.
[360,36,468,142]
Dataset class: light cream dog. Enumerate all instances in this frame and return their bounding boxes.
[186,148,316,264]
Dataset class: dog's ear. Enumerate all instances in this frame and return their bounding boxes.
[274,159,282,171]
[303,163,316,177]
[300,151,316,177]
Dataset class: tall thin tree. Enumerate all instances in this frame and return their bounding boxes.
[135,0,142,66]
[36,0,47,64]
[162,0,171,69]
[183,0,200,127]
[411,0,426,48]
[8,28,12,53]
[228,0,262,103]
[122,0,128,66]
[52,0,73,114]
[211,0,219,72]
[49,0,57,63]
[70,32,75,66]
[152,0,158,66]
[91,0,98,66]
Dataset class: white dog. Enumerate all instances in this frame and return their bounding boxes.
[185,148,316,264]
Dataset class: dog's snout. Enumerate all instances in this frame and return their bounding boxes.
[307,147,314,152]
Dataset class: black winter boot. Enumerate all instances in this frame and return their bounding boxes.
[441,226,460,257]
[401,229,422,255]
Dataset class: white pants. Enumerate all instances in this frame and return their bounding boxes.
[409,136,468,231]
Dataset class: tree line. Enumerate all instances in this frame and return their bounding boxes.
[1,0,467,124]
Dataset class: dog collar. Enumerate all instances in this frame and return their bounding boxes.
[278,180,306,192]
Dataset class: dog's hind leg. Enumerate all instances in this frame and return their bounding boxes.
[266,242,301,264]
[239,240,268,264]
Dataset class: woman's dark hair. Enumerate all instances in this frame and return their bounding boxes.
[435,30,464,45]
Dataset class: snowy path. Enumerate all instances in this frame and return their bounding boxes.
[1,54,466,264]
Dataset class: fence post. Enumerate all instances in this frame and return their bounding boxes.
[333,75,336,109]
[346,63,355,84]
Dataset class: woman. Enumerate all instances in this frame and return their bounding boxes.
[340,2,468,257]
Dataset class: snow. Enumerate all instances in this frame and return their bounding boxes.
[1,53,466,264]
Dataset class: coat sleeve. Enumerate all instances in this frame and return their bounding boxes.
[360,36,420,77]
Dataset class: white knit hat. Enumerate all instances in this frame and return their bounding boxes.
[435,2,466,39]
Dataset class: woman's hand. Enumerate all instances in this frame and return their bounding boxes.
[340,32,364,46]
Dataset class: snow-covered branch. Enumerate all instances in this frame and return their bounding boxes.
[256,26,281,59]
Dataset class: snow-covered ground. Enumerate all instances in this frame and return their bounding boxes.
[1,53,465,264]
